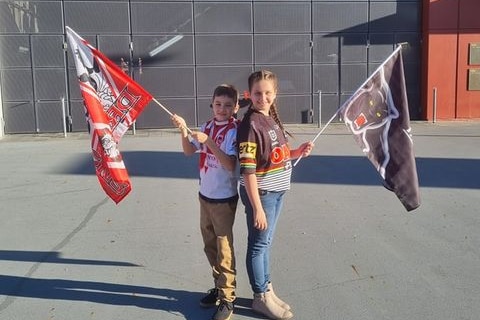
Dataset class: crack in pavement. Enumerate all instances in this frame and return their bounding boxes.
[0,197,109,312]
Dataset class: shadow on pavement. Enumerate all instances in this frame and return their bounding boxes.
[0,250,139,267]
[57,151,480,189]
[0,275,263,319]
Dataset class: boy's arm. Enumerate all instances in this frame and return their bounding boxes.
[180,130,197,156]
[171,114,196,156]
[191,132,236,171]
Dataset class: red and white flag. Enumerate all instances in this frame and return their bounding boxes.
[66,26,152,204]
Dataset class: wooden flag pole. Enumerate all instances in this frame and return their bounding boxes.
[152,97,193,134]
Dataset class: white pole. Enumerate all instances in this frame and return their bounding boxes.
[61,96,67,138]
[152,97,193,134]
[433,87,437,123]
[317,90,322,128]
[293,108,341,167]
[0,83,4,139]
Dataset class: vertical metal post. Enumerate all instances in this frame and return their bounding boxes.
[61,96,67,137]
[317,90,322,128]
[0,79,4,139]
[433,87,437,123]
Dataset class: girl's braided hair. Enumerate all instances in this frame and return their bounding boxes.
[247,70,292,137]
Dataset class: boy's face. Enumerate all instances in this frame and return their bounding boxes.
[212,95,238,121]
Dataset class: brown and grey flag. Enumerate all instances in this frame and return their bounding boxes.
[340,46,420,211]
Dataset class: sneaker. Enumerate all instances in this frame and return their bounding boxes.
[200,288,219,308]
[212,300,234,320]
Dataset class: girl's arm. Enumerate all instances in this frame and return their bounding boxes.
[290,141,314,160]
[243,173,267,230]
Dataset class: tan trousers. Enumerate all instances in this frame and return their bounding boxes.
[199,196,237,303]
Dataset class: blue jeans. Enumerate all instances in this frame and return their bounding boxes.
[240,185,286,293]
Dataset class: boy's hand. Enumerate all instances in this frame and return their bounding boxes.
[190,132,209,144]
[171,114,188,136]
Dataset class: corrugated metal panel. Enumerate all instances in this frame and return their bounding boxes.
[254,2,310,33]
[0,1,62,34]
[196,66,252,97]
[69,100,88,132]
[2,69,33,101]
[137,66,195,98]
[131,2,192,34]
[314,64,338,94]
[32,35,65,68]
[313,2,368,33]
[136,98,195,129]
[0,0,423,134]
[195,3,252,33]
[133,35,194,66]
[34,68,66,100]
[254,65,311,94]
[255,34,310,64]
[4,101,35,133]
[0,36,31,68]
[64,2,129,34]
[36,101,64,133]
[196,35,252,65]
[340,63,368,93]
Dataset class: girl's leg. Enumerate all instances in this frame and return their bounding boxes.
[240,186,285,293]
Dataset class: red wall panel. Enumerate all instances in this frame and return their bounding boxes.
[425,34,458,119]
[428,0,458,30]
[422,0,480,120]
[459,0,480,30]
[456,34,480,118]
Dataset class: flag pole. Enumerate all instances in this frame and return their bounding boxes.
[293,44,405,167]
[292,108,340,167]
[152,97,193,134]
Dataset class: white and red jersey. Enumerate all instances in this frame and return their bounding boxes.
[192,117,240,201]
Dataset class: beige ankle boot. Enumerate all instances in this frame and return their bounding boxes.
[267,282,291,311]
[252,290,293,320]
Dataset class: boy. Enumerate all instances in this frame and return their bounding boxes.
[171,84,240,320]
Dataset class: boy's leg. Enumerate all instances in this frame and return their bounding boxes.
[199,197,220,286]
[210,200,237,303]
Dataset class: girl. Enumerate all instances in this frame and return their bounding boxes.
[237,70,314,320]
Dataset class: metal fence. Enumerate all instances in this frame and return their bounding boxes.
[0,0,421,134]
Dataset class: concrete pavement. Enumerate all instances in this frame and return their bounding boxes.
[0,121,479,320]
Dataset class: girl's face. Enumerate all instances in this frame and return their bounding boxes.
[250,79,277,115]
[212,95,238,121]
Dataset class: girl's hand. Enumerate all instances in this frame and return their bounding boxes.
[300,141,314,157]
[253,209,267,230]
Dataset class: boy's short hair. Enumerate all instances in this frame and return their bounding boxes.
[212,84,239,106]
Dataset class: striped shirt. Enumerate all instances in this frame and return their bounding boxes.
[237,110,292,191]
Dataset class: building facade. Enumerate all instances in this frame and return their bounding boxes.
[422,0,480,121]
[1,0,423,135]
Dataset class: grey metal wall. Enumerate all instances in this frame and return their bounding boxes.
[0,0,421,134]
